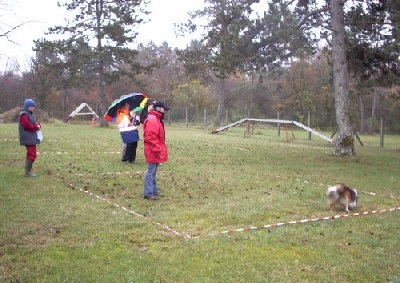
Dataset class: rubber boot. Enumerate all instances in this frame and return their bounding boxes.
[25,160,38,177]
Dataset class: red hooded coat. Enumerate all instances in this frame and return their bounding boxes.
[143,110,168,164]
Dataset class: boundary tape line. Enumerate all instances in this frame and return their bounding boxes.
[74,171,142,176]
[203,207,400,238]
[68,184,192,239]
[40,151,122,155]
[362,191,400,199]
[289,178,400,200]
[68,183,399,239]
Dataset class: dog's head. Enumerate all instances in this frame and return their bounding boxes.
[348,189,358,210]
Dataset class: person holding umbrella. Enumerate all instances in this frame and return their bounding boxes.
[116,102,140,164]
[104,93,148,164]
[142,101,170,200]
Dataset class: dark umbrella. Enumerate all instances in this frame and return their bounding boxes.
[104,93,148,122]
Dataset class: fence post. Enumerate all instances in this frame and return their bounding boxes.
[185,107,188,127]
[380,117,384,148]
[308,111,311,140]
[277,112,280,137]
[204,109,207,129]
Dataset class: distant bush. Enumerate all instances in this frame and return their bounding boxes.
[0,108,53,123]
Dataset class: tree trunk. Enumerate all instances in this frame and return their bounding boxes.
[359,94,365,134]
[96,0,108,127]
[214,78,226,126]
[98,64,107,126]
[330,0,355,155]
[368,87,377,135]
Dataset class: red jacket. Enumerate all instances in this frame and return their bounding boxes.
[143,110,168,164]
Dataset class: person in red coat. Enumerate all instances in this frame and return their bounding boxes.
[142,101,170,200]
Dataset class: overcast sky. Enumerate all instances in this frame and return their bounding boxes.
[1,0,268,72]
[0,0,205,71]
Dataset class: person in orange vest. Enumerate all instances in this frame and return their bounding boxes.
[116,102,140,164]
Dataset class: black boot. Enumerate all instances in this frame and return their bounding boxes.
[25,160,38,177]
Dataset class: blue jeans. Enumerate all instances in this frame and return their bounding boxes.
[143,163,159,197]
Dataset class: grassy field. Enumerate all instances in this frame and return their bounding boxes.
[0,121,399,282]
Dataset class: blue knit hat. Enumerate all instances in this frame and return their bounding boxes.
[24,99,36,108]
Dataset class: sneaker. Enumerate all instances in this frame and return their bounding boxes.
[143,195,158,200]
[25,172,38,177]
[154,193,164,197]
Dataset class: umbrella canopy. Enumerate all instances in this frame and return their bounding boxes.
[104,93,148,122]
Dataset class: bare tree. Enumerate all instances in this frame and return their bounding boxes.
[0,0,33,71]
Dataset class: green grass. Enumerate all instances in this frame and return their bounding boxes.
[0,121,399,282]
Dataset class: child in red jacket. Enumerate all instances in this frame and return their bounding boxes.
[19,99,42,177]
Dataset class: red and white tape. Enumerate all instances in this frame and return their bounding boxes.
[68,184,192,239]
[203,207,400,237]
[68,183,399,239]
[41,151,122,155]
[203,190,400,237]
[362,191,400,199]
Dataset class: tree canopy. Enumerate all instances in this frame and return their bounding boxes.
[33,0,151,120]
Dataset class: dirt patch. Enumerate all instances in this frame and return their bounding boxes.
[0,107,49,123]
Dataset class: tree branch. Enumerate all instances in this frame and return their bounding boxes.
[0,22,31,39]
[297,6,329,29]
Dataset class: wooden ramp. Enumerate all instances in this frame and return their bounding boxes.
[211,118,248,133]
[64,103,99,123]
[291,121,333,143]
[212,118,333,143]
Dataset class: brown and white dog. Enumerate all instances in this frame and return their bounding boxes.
[326,183,358,212]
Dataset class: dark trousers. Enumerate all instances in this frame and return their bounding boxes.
[122,141,138,163]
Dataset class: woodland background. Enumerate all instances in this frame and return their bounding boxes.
[0,0,399,134]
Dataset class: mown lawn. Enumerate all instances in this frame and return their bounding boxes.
[0,121,399,282]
